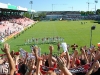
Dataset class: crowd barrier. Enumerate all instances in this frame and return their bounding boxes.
[4,32,20,42]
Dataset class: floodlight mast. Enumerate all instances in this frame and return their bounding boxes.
[86,0,90,11]
[95,0,98,13]
[69,7,73,11]
[86,0,94,11]
[29,1,33,19]
[52,4,54,20]
[30,1,33,9]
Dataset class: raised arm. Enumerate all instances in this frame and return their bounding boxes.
[57,57,72,75]
[34,46,42,75]
[71,50,78,68]
[25,59,36,75]
[81,47,89,64]
[23,52,28,64]
[94,47,100,62]
[86,61,97,75]
[1,43,15,75]
[48,45,54,67]
[65,51,70,69]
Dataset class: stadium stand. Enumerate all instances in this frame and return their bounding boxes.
[1,2,100,75]
[44,11,100,20]
[0,2,35,43]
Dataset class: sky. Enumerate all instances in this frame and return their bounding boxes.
[0,0,100,11]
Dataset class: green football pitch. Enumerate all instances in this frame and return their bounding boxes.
[0,20,100,54]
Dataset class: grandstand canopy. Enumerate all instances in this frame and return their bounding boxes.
[0,2,35,12]
[0,8,27,12]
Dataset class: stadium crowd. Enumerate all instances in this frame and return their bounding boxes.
[0,43,100,75]
[1,11,100,75]
[0,14,35,42]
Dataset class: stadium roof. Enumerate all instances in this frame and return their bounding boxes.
[0,2,35,12]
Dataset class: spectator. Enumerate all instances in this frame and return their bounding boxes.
[0,43,100,75]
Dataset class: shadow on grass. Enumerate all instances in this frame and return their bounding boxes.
[16,42,58,47]
[91,20,100,24]
[93,21,100,24]
[16,44,32,46]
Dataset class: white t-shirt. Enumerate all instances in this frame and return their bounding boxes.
[61,42,67,52]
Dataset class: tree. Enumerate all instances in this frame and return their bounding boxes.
[89,11,94,15]
[96,9,100,15]
[23,12,46,21]
[38,12,46,19]
[80,11,87,16]
[32,12,46,21]
[86,11,94,15]
[81,11,94,16]
[23,12,31,18]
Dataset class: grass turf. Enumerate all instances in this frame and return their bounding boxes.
[0,20,100,54]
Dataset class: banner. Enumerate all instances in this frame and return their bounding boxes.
[8,4,17,10]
